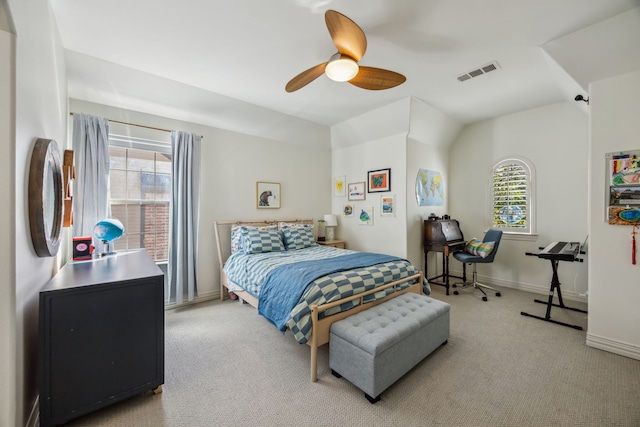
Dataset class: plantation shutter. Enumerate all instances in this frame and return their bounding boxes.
[492,162,528,230]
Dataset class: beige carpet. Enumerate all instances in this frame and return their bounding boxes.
[64,285,640,427]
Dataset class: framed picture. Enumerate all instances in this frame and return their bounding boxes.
[367,168,391,193]
[343,203,355,218]
[381,195,395,216]
[256,182,280,209]
[348,182,366,201]
[358,206,374,225]
[334,175,346,197]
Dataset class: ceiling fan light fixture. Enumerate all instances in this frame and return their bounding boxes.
[325,53,359,82]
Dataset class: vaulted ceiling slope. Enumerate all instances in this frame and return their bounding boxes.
[51,0,640,129]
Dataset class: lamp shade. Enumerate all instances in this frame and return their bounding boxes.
[324,214,338,227]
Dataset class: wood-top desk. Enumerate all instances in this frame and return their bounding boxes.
[423,219,466,295]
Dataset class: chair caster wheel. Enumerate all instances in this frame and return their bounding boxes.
[482,296,488,301]
[453,291,459,295]
[452,284,457,288]
[496,292,501,297]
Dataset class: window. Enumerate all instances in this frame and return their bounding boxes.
[490,158,535,234]
[108,135,172,262]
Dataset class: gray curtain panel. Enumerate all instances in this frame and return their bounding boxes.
[72,113,111,248]
[168,130,201,304]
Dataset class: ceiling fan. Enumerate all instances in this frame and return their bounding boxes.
[285,10,406,93]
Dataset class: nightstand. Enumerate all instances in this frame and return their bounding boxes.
[317,239,345,249]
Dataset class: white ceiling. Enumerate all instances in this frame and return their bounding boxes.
[50,0,640,128]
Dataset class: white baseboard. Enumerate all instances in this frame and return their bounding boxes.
[448,270,640,361]
[164,290,220,310]
[586,333,640,361]
[447,269,588,304]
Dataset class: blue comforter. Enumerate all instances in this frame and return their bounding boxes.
[258,252,403,331]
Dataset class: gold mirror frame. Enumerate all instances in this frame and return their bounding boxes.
[28,138,64,257]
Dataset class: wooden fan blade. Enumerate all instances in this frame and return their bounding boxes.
[325,10,367,62]
[348,66,406,90]
[285,62,328,92]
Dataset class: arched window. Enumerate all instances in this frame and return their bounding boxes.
[490,158,535,234]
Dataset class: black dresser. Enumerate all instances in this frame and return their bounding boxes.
[39,250,164,427]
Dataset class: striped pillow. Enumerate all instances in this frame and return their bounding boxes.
[240,227,285,254]
[282,226,316,250]
[231,225,277,253]
[465,238,495,258]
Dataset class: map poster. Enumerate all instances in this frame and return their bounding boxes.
[416,169,444,206]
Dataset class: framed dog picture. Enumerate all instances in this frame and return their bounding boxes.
[256,182,280,209]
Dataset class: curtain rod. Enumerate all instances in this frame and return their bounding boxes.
[69,112,203,138]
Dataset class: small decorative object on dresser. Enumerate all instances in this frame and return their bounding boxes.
[93,217,125,256]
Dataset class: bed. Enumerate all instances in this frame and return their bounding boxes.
[214,219,429,381]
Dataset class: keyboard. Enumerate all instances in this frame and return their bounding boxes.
[538,241,580,261]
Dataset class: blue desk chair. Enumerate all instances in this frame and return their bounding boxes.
[452,229,503,301]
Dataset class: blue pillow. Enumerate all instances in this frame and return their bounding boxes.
[282,226,316,250]
[241,227,285,254]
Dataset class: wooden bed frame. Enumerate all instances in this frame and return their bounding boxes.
[214,219,424,381]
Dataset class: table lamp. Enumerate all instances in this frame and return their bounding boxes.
[324,214,338,241]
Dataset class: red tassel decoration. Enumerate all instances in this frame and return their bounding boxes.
[633,225,638,265]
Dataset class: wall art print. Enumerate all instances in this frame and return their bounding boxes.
[348,182,366,200]
[358,206,374,225]
[415,168,443,206]
[381,195,395,216]
[343,203,355,218]
[367,169,390,193]
[334,175,346,197]
[607,151,640,224]
[256,182,280,209]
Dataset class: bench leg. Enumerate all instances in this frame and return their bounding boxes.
[365,393,381,404]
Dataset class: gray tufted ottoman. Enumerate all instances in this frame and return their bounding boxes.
[329,292,450,403]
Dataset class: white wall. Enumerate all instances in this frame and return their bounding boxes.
[406,98,462,273]
[588,69,640,359]
[71,99,332,301]
[331,99,411,257]
[407,139,449,273]
[332,97,462,266]
[448,102,589,299]
[5,0,69,426]
[332,133,408,257]
[0,1,16,424]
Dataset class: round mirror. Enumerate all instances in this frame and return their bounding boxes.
[28,138,64,257]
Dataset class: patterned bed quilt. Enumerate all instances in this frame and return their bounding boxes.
[223,245,430,344]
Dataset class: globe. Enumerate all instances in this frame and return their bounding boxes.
[93,218,125,243]
[499,205,523,225]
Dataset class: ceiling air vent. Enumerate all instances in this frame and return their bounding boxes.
[457,61,500,82]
